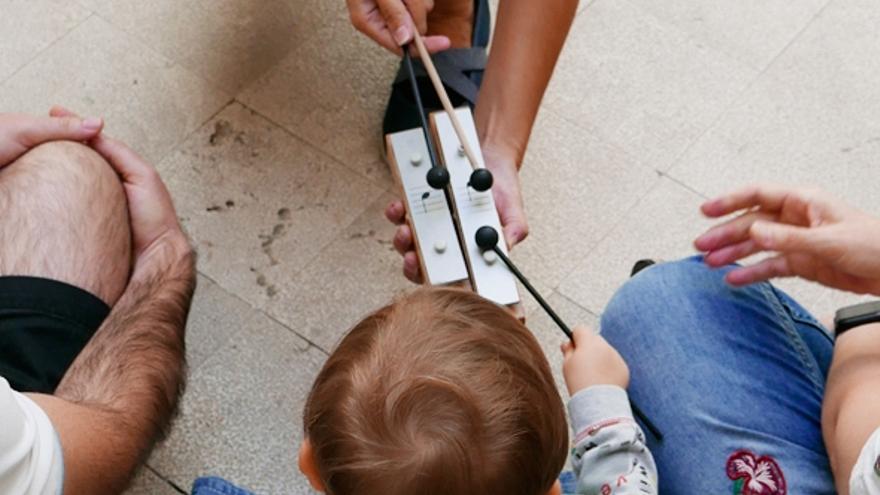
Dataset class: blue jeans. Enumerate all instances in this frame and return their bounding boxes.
[601,257,835,494]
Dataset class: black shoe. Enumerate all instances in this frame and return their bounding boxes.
[382,0,491,135]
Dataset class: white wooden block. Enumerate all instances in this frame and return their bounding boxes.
[433,108,521,307]
[386,129,469,286]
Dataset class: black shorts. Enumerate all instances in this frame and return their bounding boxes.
[0,276,110,394]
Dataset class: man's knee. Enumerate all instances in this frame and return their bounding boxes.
[0,141,131,305]
[6,141,121,194]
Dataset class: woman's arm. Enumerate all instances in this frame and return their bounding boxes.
[475,0,579,168]
[822,323,880,494]
[474,0,579,246]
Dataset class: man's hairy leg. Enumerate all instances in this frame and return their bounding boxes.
[16,131,196,494]
[0,140,131,306]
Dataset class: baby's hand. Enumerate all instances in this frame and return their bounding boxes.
[561,327,630,396]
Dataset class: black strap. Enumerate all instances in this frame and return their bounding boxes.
[392,47,488,105]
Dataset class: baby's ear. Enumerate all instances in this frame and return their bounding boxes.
[547,479,562,495]
[298,438,325,492]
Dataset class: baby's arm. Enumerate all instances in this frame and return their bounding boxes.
[561,328,658,494]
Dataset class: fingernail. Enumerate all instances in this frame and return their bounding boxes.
[82,118,103,131]
[394,26,410,45]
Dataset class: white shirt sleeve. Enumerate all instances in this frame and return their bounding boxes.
[0,377,64,495]
[851,427,880,495]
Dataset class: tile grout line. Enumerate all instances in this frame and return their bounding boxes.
[619,0,764,73]
[657,169,709,199]
[550,173,666,295]
[0,12,95,86]
[194,269,332,357]
[233,99,391,193]
[662,0,835,188]
[224,99,391,282]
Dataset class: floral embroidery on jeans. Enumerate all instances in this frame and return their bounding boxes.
[727,450,786,495]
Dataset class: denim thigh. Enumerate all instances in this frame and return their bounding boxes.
[600,256,834,495]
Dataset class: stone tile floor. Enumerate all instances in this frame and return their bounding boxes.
[2,0,878,492]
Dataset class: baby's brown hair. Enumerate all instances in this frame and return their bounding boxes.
[303,287,568,495]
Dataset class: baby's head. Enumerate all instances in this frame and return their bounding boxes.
[299,287,568,495]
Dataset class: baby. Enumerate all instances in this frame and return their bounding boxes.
[298,288,657,494]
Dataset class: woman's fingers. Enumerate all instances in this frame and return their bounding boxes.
[393,224,413,255]
[385,199,407,224]
[695,211,775,252]
[402,0,429,34]
[376,0,416,46]
[704,239,761,267]
[750,220,828,254]
[403,251,423,283]
[420,35,451,54]
[701,184,792,218]
[725,255,793,286]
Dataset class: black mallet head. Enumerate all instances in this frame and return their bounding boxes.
[468,168,494,192]
[475,225,500,251]
[426,167,450,189]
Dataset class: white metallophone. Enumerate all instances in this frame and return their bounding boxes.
[386,107,522,316]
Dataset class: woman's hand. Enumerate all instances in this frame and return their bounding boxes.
[346,0,450,54]
[695,184,880,295]
[561,327,630,396]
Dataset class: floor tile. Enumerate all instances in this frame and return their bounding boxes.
[0,1,89,84]
[264,192,412,351]
[238,16,398,190]
[810,287,876,322]
[160,102,384,317]
[544,0,756,171]
[512,110,659,291]
[627,0,830,70]
[557,178,711,313]
[186,275,262,370]
[0,16,229,165]
[124,468,181,495]
[82,0,340,93]
[148,302,325,495]
[668,0,880,215]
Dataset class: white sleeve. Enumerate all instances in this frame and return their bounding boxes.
[0,378,64,495]
[851,427,880,495]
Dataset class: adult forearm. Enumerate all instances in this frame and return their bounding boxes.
[822,323,880,494]
[56,237,196,456]
[475,0,579,165]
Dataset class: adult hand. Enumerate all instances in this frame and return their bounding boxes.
[346,0,451,54]
[561,327,630,396]
[385,151,528,283]
[695,184,880,295]
[50,106,191,272]
[0,112,104,167]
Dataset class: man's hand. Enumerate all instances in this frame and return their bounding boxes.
[695,184,880,296]
[561,327,630,396]
[385,152,528,283]
[49,106,189,272]
[0,112,104,167]
[346,0,451,54]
